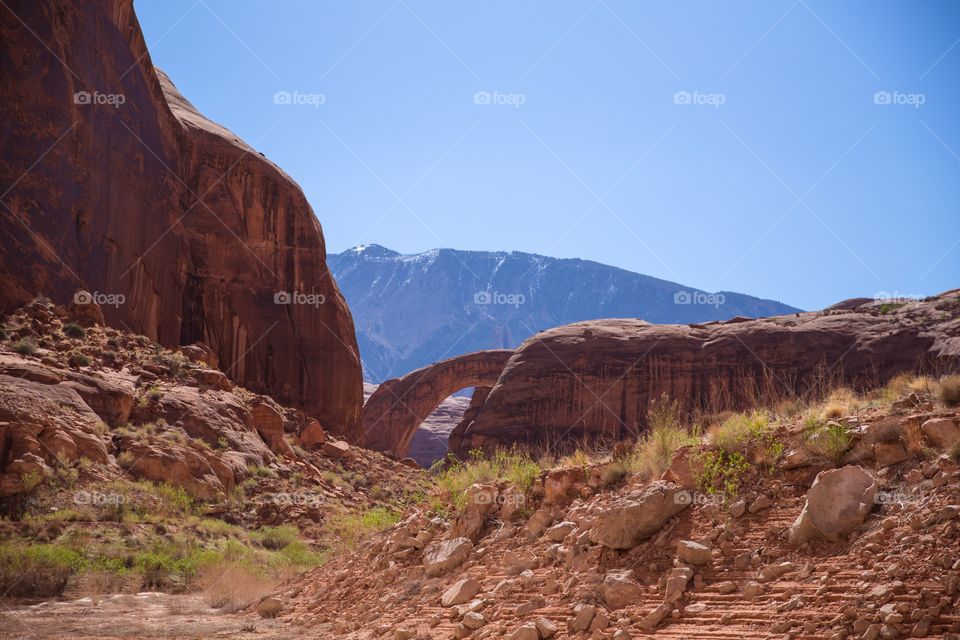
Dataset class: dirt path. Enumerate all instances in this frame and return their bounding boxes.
[0,593,299,640]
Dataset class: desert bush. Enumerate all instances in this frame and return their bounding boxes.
[68,352,91,367]
[432,449,540,511]
[62,322,86,339]
[694,449,750,498]
[11,338,37,356]
[199,563,276,611]
[326,506,400,551]
[0,543,85,597]
[710,410,772,454]
[941,375,960,407]
[801,416,852,463]
[633,421,698,478]
[256,525,299,551]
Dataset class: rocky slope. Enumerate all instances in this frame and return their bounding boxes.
[0,0,362,437]
[450,291,960,455]
[328,245,801,382]
[272,392,960,640]
[0,300,427,589]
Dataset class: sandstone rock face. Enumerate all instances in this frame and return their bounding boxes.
[589,481,689,549]
[788,466,878,545]
[0,0,361,438]
[453,294,960,453]
[921,418,960,450]
[362,350,512,456]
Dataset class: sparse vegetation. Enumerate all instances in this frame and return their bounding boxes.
[11,338,37,356]
[325,506,401,551]
[631,393,699,477]
[941,375,960,407]
[801,415,853,463]
[432,449,540,512]
[62,322,86,338]
[694,449,751,498]
[68,351,91,367]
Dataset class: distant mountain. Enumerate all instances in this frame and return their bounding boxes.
[329,245,802,382]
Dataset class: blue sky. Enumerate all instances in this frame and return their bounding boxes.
[136,0,960,311]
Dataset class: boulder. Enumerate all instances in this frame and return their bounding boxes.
[921,418,960,450]
[299,419,327,448]
[323,439,352,459]
[589,481,689,549]
[789,466,877,545]
[602,570,644,609]
[570,604,596,632]
[451,483,499,542]
[676,540,712,566]
[423,537,473,577]
[543,467,586,504]
[250,402,294,457]
[441,578,481,606]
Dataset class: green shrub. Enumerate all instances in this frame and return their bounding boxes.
[11,338,37,356]
[433,449,540,511]
[694,449,751,498]
[62,322,86,339]
[801,416,853,463]
[256,525,300,551]
[68,352,91,367]
[0,543,85,597]
[326,506,400,550]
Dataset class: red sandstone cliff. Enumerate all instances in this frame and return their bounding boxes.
[451,293,960,453]
[0,0,362,436]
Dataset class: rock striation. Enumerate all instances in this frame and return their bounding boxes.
[0,0,361,437]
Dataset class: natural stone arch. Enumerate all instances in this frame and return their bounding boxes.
[362,350,513,457]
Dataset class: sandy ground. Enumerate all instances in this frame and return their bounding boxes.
[0,593,302,640]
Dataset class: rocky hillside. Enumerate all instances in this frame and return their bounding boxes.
[0,0,362,438]
[0,299,427,601]
[328,245,800,382]
[269,382,960,639]
[451,291,960,455]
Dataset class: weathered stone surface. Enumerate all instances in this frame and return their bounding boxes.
[0,0,362,438]
[603,570,644,609]
[789,466,877,545]
[363,350,512,456]
[441,578,481,606]
[423,537,473,577]
[676,540,712,566]
[589,481,689,549]
[921,418,960,450]
[450,296,959,453]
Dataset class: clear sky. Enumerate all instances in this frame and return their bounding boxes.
[135,0,960,311]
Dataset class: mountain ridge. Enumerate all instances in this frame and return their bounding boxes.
[330,244,803,382]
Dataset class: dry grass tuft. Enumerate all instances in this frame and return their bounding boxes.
[199,563,279,612]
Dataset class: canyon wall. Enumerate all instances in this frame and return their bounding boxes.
[0,0,362,436]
